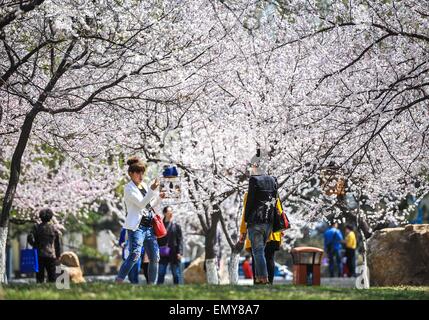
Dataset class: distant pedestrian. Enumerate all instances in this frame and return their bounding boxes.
[27,208,62,283]
[342,224,357,277]
[157,206,183,285]
[324,222,343,277]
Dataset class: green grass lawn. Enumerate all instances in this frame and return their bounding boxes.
[1,283,429,300]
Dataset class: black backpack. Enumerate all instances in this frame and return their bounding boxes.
[252,176,277,224]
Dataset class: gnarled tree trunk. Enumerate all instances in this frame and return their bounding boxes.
[0,110,38,283]
[204,205,221,284]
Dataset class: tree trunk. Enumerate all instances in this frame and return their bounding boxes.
[0,110,38,283]
[205,258,219,284]
[204,206,221,284]
[228,252,240,285]
[355,192,370,289]
[217,200,243,285]
[355,229,370,289]
[0,226,8,284]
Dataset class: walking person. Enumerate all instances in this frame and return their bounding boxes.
[324,222,344,277]
[27,208,62,283]
[239,150,277,285]
[240,191,282,284]
[157,206,183,285]
[116,156,162,284]
[342,224,357,277]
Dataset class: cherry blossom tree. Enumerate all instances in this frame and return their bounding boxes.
[221,0,429,285]
[1,0,428,286]
[0,0,226,283]
[109,0,429,284]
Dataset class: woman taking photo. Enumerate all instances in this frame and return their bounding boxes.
[116,156,161,284]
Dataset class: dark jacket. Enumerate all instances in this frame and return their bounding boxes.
[244,175,277,225]
[157,220,183,264]
[27,222,61,259]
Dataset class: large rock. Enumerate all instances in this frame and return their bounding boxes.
[59,251,85,284]
[183,255,206,284]
[367,224,429,286]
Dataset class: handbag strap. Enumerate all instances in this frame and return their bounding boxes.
[272,176,281,210]
[272,176,279,196]
[139,186,155,219]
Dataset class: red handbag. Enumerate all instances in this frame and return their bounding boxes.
[152,214,167,238]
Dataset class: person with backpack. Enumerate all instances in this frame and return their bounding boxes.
[324,222,344,277]
[239,191,282,284]
[239,149,277,285]
[157,206,183,284]
[27,208,62,283]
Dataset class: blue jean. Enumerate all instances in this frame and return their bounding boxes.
[248,223,272,278]
[157,262,181,285]
[328,249,343,277]
[128,258,141,284]
[117,225,160,284]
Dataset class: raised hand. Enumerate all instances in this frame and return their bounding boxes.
[151,178,160,190]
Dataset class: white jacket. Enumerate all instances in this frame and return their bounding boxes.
[123,181,159,231]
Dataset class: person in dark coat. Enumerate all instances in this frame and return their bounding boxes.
[240,149,277,285]
[27,208,62,283]
[157,206,183,284]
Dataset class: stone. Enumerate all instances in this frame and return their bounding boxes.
[183,255,206,284]
[59,251,85,284]
[60,251,81,267]
[367,224,429,286]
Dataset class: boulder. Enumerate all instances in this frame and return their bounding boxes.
[60,251,81,267]
[367,224,429,286]
[183,255,206,284]
[59,251,85,284]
